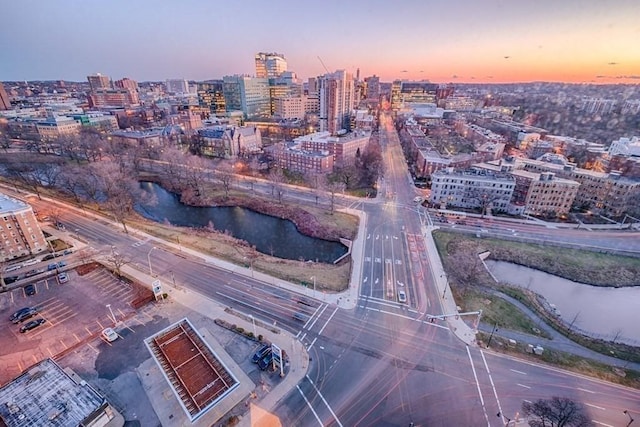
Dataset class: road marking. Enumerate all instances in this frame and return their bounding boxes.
[510,369,527,375]
[577,387,595,394]
[87,342,99,354]
[296,386,323,426]
[307,337,317,350]
[591,421,614,427]
[317,306,339,335]
[305,304,328,330]
[59,340,67,349]
[516,383,531,389]
[480,350,505,426]
[523,400,532,404]
[306,376,344,427]
[466,346,490,426]
[584,403,606,411]
[73,333,81,343]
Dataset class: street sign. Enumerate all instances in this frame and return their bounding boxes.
[152,280,162,300]
[271,343,284,376]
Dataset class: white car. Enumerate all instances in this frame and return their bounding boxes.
[5,264,22,273]
[397,290,407,303]
[101,328,118,342]
[23,258,40,267]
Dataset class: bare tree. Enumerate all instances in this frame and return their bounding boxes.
[324,178,345,214]
[105,248,130,278]
[522,396,592,427]
[217,163,234,199]
[268,167,286,204]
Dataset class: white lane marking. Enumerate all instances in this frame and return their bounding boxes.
[307,337,318,351]
[584,403,606,411]
[466,346,490,427]
[317,306,339,335]
[480,350,505,426]
[296,385,323,426]
[305,304,327,330]
[516,383,531,389]
[306,375,344,427]
[591,421,614,427]
[577,387,595,394]
[523,399,532,404]
[510,369,527,375]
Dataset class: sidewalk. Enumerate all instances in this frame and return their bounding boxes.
[422,225,478,346]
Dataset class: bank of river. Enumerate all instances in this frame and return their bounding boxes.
[486,260,640,345]
[136,182,347,263]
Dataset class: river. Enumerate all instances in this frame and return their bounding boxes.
[485,260,640,345]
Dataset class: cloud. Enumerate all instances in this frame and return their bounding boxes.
[617,75,640,79]
[594,74,640,79]
[608,62,619,65]
[451,74,459,79]
[503,56,511,59]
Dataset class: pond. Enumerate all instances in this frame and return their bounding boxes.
[485,260,640,345]
[135,182,347,263]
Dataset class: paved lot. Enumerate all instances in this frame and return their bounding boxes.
[0,266,138,382]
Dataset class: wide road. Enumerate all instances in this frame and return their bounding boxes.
[12,114,640,426]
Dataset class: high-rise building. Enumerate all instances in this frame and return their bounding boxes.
[223,75,270,119]
[364,75,380,101]
[114,77,139,92]
[318,70,355,135]
[87,73,112,91]
[255,52,287,79]
[166,79,190,94]
[88,89,139,108]
[197,80,226,115]
[0,82,10,110]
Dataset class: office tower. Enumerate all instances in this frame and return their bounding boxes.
[223,75,270,119]
[255,52,287,79]
[364,75,380,101]
[0,82,10,110]
[318,70,355,135]
[166,79,190,94]
[114,77,139,92]
[87,73,112,91]
[197,80,226,115]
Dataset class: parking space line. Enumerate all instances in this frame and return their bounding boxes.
[85,326,93,335]
[123,324,135,333]
[96,320,104,329]
[59,340,67,349]
[133,317,146,326]
[17,361,22,372]
[73,333,81,343]
[47,347,54,357]
[87,343,99,354]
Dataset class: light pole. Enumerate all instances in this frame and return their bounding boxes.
[106,304,116,325]
[487,322,499,348]
[147,246,157,276]
[311,276,316,298]
[441,273,447,299]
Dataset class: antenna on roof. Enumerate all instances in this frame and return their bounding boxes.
[317,56,330,74]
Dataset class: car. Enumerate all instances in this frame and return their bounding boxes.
[24,284,37,296]
[55,222,65,230]
[25,269,41,278]
[292,312,309,322]
[251,344,271,363]
[4,264,22,273]
[47,263,58,271]
[23,258,39,267]
[42,254,56,261]
[63,249,73,255]
[57,261,67,268]
[257,352,273,371]
[101,328,118,342]
[10,307,38,324]
[397,290,407,303]
[20,318,46,333]
[57,273,69,283]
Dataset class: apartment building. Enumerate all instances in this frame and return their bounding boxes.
[429,167,515,213]
[295,130,370,166]
[265,142,334,174]
[0,193,48,261]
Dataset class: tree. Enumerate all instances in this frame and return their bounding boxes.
[105,248,130,278]
[522,397,592,427]
[217,163,234,199]
[268,167,286,204]
[324,178,345,214]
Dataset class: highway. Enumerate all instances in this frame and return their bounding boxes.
[15,112,640,426]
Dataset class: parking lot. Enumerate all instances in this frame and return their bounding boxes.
[0,265,140,383]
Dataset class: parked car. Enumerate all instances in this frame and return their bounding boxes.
[63,249,73,255]
[293,312,309,322]
[251,344,271,363]
[20,318,46,333]
[23,258,39,267]
[25,269,41,278]
[24,284,37,296]
[5,264,22,273]
[397,290,407,303]
[57,261,67,268]
[47,263,58,271]
[42,254,56,261]
[10,307,38,324]
[257,352,273,371]
[57,273,69,283]
[101,328,118,342]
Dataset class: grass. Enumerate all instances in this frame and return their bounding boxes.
[460,288,553,339]
[479,332,640,389]
[49,238,71,252]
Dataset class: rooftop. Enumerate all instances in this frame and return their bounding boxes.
[145,318,239,422]
[0,192,30,215]
[0,358,107,427]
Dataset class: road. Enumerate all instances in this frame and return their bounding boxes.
[12,113,640,426]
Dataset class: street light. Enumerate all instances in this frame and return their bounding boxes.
[147,246,157,276]
[249,314,256,338]
[311,276,316,297]
[106,304,116,325]
[441,273,447,299]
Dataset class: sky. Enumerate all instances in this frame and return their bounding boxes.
[1,0,639,84]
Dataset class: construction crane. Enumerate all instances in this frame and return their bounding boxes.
[317,56,330,74]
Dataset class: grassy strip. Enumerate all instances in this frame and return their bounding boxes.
[459,288,553,339]
[479,332,640,389]
[433,230,640,287]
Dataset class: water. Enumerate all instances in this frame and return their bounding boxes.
[486,260,640,345]
[136,182,347,263]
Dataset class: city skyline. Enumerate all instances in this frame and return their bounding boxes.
[1,0,640,84]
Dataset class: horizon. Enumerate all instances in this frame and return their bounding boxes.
[1,0,639,84]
